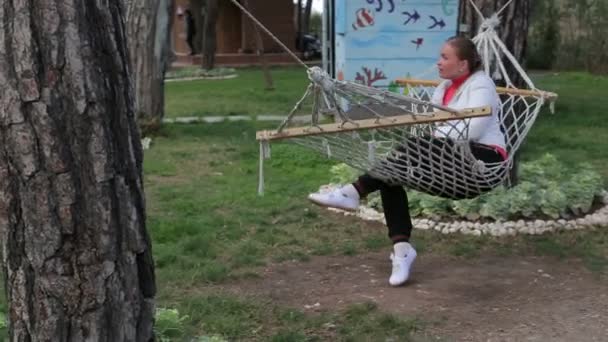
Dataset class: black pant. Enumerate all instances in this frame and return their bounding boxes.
[354,139,505,241]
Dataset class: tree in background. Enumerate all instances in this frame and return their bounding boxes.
[581,0,608,74]
[202,0,219,69]
[242,0,275,90]
[296,0,314,50]
[557,0,608,74]
[458,0,531,87]
[127,0,175,134]
[527,0,607,74]
[303,0,314,35]
[527,0,560,70]
[310,11,323,37]
[0,0,155,339]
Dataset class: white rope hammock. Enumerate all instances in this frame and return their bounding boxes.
[231,0,558,198]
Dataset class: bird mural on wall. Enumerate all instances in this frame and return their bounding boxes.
[402,10,420,26]
[411,38,424,50]
[352,8,375,30]
[428,15,446,29]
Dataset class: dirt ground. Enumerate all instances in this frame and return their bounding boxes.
[228,251,608,341]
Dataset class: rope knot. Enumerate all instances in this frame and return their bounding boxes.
[308,66,335,93]
[480,13,501,31]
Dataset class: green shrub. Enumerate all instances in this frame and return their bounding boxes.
[155,307,189,341]
[328,154,605,221]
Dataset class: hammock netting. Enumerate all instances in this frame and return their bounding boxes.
[255,2,557,199]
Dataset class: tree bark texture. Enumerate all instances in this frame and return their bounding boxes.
[0,1,155,340]
[127,0,174,134]
[202,0,219,70]
[458,0,530,87]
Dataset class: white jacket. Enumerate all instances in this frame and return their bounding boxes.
[431,70,506,149]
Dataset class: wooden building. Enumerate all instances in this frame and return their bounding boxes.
[172,0,298,66]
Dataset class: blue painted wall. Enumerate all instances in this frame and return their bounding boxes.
[334,0,459,88]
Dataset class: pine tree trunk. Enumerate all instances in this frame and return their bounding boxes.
[0,1,155,340]
[127,0,174,134]
[203,0,219,70]
[458,0,530,87]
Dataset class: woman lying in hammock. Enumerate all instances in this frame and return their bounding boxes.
[307,37,507,287]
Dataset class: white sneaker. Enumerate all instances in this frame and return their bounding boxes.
[389,242,417,286]
[307,184,360,212]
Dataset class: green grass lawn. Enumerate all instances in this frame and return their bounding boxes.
[146,70,608,340]
[0,70,605,340]
[523,72,608,180]
[164,66,310,118]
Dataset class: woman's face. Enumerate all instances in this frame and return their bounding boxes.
[437,43,468,80]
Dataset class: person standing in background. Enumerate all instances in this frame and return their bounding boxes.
[185,8,196,55]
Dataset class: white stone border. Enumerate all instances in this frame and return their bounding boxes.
[323,186,608,236]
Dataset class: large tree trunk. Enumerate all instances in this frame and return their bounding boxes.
[458,0,530,87]
[459,0,531,186]
[202,0,219,70]
[0,1,155,340]
[127,0,174,134]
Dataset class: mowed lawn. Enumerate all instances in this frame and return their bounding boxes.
[164,66,311,118]
[523,72,608,180]
[138,69,608,340]
[0,69,605,341]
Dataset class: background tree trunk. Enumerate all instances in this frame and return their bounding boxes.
[458,0,530,87]
[297,0,303,50]
[459,0,531,186]
[303,0,313,35]
[127,0,175,134]
[0,1,155,340]
[242,0,275,90]
[202,0,219,69]
[192,0,205,55]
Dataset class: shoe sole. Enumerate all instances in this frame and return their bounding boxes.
[308,197,358,212]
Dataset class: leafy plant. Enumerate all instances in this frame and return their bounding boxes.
[452,196,483,221]
[155,308,189,341]
[563,164,604,215]
[329,163,360,185]
[328,153,605,221]
[196,335,228,342]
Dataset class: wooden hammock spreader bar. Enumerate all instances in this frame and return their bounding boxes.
[256,106,491,142]
[396,78,558,100]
